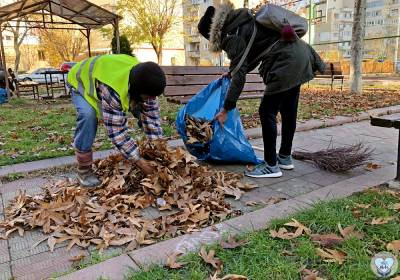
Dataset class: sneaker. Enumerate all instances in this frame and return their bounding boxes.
[77,171,101,188]
[245,162,282,178]
[277,154,294,170]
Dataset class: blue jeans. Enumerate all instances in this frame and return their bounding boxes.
[71,91,98,152]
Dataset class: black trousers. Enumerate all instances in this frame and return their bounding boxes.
[259,85,300,166]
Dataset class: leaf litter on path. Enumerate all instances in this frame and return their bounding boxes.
[0,140,255,253]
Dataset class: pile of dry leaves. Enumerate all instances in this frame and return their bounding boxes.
[185,115,213,144]
[0,140,256,252]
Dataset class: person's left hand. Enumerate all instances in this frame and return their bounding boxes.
[214,108,228,127]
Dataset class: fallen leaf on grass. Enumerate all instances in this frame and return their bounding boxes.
[337,223,364,240]
[221,275,248,280]
[285,219,311,236]
[387,240,400,252]
[301,267,325,280]
[354,203,371,209]
[390,203,400,211]
[316,248,346,264]
[371,217,395,225]
[219,235,248,249]
[166,252,184,269]
[199,246,223,270]
[311,233,343,247]
[365,163,381,172]
[270,219,310,240]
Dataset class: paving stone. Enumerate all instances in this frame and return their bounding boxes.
[2,187,42,208]
[9,229,66,261]
[87,244,124,257]
[59,254,138,280]
[267,178,322,197]
[225,198,309,233]
[287,160,321,177]
[0,178,49,195]
[301,171,352,187]
[11,246,88,280]
[0,194,3,215]
[348,165,396,187]
[0,263,11,280]
[129,222,236,267]
[0,239,9,264]
[243,174,294,188]
[240,189,291,205]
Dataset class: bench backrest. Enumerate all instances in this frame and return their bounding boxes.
[318,62,343,76]
[162,66,264,99]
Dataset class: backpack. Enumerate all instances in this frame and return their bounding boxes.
[230,4,308,76]
[0,88,7,104]
[255,4,308,38]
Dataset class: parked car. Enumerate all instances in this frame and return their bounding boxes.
[18,67,65,84]
[60,62,77,72]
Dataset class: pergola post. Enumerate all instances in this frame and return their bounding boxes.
[114,19,120,54]
[0,23,11,98]
[86,28,91,57]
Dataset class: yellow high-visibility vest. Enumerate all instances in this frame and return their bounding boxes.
[68,54,139,117]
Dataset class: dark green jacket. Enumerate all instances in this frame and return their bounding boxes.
[208,3,325,111]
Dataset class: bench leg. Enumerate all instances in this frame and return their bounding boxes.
[397,129,400,181]
[331,78,334,90]
[341,78,344,91]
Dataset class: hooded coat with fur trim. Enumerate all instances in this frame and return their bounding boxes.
[208,2,325,111]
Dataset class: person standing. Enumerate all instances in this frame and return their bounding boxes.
[198,1,325,178]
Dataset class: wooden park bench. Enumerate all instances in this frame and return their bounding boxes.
[371,114,400,181]
[17,81,40,100]
[162,66,264,104]
[163,63,345,104]
[313,62,344,90]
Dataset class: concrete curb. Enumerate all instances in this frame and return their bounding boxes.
[1,105,400,177]
[58,165,396,280]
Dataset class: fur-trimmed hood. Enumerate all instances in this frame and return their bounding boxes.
[209,1,235,52]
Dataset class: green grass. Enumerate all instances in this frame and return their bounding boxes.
[0,97,181,166]
[50,250,120,279]
[127,187,400,280]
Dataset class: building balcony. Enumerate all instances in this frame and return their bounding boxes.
[188,51,200,58]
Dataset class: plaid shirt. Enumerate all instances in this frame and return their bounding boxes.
[98,82,163,160]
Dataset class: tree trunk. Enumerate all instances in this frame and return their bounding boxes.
[350,0,366,94]
[14,44,21,76]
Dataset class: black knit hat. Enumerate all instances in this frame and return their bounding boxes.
[198,6,215,40]
[129,62,166,100]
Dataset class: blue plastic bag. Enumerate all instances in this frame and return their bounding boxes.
[176,78,262,164]
[0,88,7,104]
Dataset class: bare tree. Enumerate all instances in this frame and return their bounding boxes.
[37,29,84,66]
[350,0,366,94]
[5,18,30,76]
[117,0,179,64]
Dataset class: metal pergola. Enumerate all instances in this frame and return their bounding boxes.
[0,0,122,97]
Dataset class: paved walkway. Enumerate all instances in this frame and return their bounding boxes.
[0,118,398,280]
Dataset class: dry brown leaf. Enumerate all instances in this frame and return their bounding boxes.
[199,246,223,270]
[221,275,248,280]
[245,201,259,207]
[310,233,344,248]
[371,217,395,225]
[301,267,325,280]
[337,223,364,240]
[387,240,400,252]
[354,203,371,209]
[219,235,248,249]
[284,219,311,237]
[390,203,400,211]
[316,248,346,264]
[365,162,382,171]
[391,276,400,280]
[166,252,184,269]
[47,236,56,252]
[69,254,85,262]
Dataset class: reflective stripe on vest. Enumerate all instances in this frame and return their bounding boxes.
[88,56,101,97]
[76,58,89,95]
